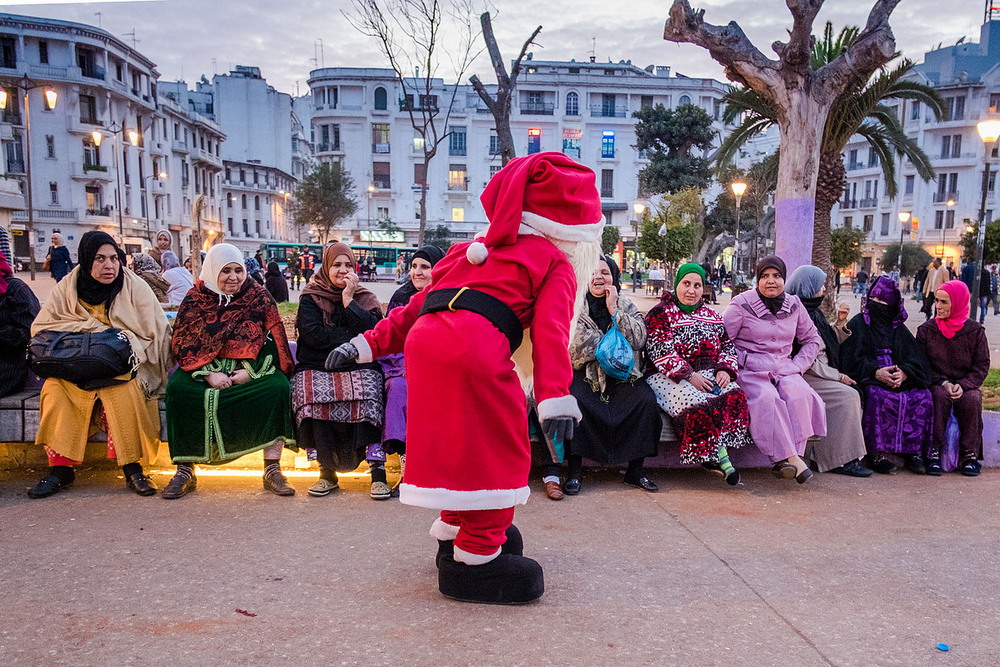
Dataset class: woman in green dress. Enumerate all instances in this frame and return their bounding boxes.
[162,243,296,498]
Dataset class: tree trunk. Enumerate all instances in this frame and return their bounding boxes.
[814,150,847,314]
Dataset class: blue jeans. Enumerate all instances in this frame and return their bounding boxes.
[980,296,991,323]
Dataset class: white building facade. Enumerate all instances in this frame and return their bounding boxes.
[306,60,730,245]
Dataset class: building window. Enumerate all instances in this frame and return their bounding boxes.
[228,217,234,234]
[946,209,956,228]
[372,123,390,153]
[85,185,103,211]
[0,37,16,69]
[990,172,997,193]
[843,216,853,228]
[82,138,100,167]
[905,175,915,195]
[374,86,388,110]
[489,134,500,155]
[376,206,389,221]
[863,214,873,233]
[527,128,541,155]
[45,135,55,158]
[449,126,467,156]
[911,100,921,120]
[413,163,426,186]
[867,150,879,168]
[38,41,49,64]
[241,194,247,209]
[490,165,502,178]
[373,161,391,189]
[678,94,691,106]
[601,93,617,117]
[448,164,468,191]
[565,91,579,116]
[79,95,98,124]
[991,94,1000,114]
[452,207,464,222]
[934,210,944,230]
[254,195,260,211]
[641,95,654,110]
[49,182,58,205]
[880,212,890,236]
[945,96,966,121]
[601,131,615,159]
[243,219,249,236]
[227,194,233,208]
[600,169,614,198]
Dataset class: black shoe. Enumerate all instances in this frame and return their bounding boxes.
[161,473,197,499]
[562,478,581,495]
[960,459,982,477]
[27,473,72,499]
[263,471,296,496]
[870,454,896,474]
[831,460,873,478]
[436,524,523,569]
[925,459,943,476]
[623,475,658,492]
[125,472,158,496]
[795,467,814,484]
[438,553,544,605]
[904,455,927,475]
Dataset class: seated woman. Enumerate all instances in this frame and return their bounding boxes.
[292,243,384,497]
[785,266,872,477]
[840,276,933,474]
[916,280,990,476]
[27,232,172,499]
[365,245,443,499]
[645,263,751,486]
[244,257,265,286]
[131,252,170,303]
[147,229,173,269]
[162,243,296,498]
[264,261,289,303]
[723,256,825,484]
[0,251,40,397]
[540,255,661,499]
[160,250,194,305]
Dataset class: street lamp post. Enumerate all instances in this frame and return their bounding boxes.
[142,171,167,241]
[897,211,910,275]
[942,198,955,260]
[0,75,58,280]
[632,202,645,291]
[92,123,140,242]
[972,120,1000,320]
[366,184,375,236]
[731,181,747,278]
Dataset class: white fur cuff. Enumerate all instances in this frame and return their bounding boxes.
[537,395,582,423]
[521,211,603,243]
[454,545,502,566]
[429,518,460,541]
[351,334,373,363]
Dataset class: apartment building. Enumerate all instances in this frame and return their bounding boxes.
[306,59,730,245]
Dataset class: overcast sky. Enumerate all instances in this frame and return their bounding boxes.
[3,0,991,95]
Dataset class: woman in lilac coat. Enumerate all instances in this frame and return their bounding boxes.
[723,256,826,483]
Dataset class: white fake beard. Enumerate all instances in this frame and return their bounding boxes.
[512,238,602,399]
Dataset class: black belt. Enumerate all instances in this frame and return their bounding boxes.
[419,287,523,353]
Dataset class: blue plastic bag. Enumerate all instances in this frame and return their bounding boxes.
[595,313,634,381]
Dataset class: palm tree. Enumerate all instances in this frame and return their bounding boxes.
[717,22,946,278]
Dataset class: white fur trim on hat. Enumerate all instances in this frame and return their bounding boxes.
[350,334,373,363]
[521,211,603,244]
[399,483,530,510]
[430,518,461,541]
[466,241,489,265]
[454,545,502,566]
[537,395,583,423]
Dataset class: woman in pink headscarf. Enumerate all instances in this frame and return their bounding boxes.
[916,280,990,476]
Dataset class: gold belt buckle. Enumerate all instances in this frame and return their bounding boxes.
[447,286,469,312]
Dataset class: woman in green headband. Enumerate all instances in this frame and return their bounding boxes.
[644,262,751,485]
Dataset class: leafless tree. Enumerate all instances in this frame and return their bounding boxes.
[347,0,483,246]
[468,13,542,166]
[664,0,901,269]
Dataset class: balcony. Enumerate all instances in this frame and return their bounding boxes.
[840,198,857,209]
[86,206,112,217]
[81,65,106,81]
[933,191,959,203]
[846,162,865,170]
[590,105,628,118]
[858,197,879,208]
[520,102,554,115]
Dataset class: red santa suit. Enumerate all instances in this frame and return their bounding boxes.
[351,153,602,581]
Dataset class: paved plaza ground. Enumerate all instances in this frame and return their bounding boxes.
[2,272,997,665]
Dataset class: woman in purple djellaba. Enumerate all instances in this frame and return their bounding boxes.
[840,275,933,474]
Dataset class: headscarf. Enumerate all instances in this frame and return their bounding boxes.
[199,243,245,303]
[755,255,787,315]
[76,231,126,309]
[131,252,161,276]
[786,265,840,366]
[935,279,971,339]
[673,262,706,314]
[863,275,905,349]
[265,261,282,277]
[155,229,172,247]
[244,257,262,275]
[0,250,12,297]
[585,255,620,332]
[300,242,381,324]
[161,250,181,271]
[388,245,445,313]
[172,248,294,375]
[51,232,65,247]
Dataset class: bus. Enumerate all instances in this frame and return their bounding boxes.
[259,242,418,278]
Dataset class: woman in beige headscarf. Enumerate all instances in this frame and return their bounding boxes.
[27,231,172,499]
[148,229,173,268]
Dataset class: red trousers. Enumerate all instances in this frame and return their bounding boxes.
[439,508,515,564]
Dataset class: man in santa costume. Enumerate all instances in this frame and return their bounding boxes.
[327,151,602,604]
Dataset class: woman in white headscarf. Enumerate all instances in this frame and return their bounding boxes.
[148,229,173,268]
[161,244,296,498]
[160,250,194,305]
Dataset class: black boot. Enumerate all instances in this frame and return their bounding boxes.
[436,524,523,568]
[438,553,544,604]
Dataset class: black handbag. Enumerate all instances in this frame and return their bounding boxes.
[28,329,138,390]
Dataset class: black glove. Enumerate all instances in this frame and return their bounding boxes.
[325,342,359,370]
[541,417,574,446]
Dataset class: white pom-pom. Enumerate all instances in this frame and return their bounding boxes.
[466,241,488,265]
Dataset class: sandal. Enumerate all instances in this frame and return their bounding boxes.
[370,480,392,500]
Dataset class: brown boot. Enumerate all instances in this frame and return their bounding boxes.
[543,480,564,500]
[263,466,295,496]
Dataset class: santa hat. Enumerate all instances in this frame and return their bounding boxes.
[470,152,603,264]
